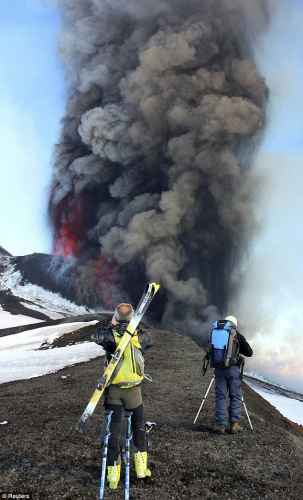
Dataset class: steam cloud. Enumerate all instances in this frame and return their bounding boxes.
[49,0,271,338]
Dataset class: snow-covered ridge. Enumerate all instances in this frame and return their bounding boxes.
[0,310,42,327]
[245,371,303,401]
[1,259,302,427]
[0,315,104,384]
[0,307,302,426]
[0,257,106,383]
[0,260,90,319]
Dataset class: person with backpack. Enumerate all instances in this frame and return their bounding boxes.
[204,315,253,435]
[91,303,153,489]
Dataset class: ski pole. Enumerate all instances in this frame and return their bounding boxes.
[193,375,215,425]
[239,358,253,429]
[76,282,160,434]
[242,396,253,430]
[145,421,156,448]
[124,411,133,500]
[100,410,113,500]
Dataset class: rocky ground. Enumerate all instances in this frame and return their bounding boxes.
[1,319,303,500]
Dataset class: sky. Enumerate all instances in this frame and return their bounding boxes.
[0,0,65,256]
[1,0,302,256]
[0,0,303,391]
[230,0,303,392]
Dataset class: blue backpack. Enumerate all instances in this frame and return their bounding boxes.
[208,319,240,369]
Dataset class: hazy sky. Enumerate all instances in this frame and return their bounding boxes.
[0,1,302,256]
[231,0,303,392]
[0,0,65,256]
[0,1,303,390]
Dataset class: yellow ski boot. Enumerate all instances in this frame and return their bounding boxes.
[107,462,121,489]
[134,451,151,479]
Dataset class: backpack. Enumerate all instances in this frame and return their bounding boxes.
[206,319,240,370]
[111,327,145,388]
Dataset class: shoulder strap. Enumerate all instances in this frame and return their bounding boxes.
[202,354,209,376]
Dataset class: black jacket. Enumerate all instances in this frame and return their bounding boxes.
[237,331,253,358]
[91,322,153,364]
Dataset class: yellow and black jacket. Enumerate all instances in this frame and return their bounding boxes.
[92,322,153,388]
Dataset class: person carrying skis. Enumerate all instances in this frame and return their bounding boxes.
[205,315,253,435]
[91,303,153,489]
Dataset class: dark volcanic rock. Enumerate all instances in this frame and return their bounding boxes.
[0,289,51,321]
[11,253,79,304]
[0,325,302,499]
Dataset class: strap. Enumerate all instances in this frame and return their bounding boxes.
[239,355,245,379]
[202,355,209,376]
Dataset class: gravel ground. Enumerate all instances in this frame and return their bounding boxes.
[1,321,303,500]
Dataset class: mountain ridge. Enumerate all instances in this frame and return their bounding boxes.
[1,322,302,499]
[1,251,303,498]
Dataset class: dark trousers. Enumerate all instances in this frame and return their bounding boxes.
[214,364,242,426]
[104,402,147,465]
[102,385,147,465]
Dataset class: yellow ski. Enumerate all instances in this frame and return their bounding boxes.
[76,282,160,433]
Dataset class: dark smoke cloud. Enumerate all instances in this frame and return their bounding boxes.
[49,0,271,339]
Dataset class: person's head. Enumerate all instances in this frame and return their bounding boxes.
[112,303,134,325]
[225,315,237,327]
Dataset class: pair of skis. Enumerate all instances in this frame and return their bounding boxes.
[76,282,160,434]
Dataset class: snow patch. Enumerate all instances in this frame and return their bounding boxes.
[0,342,104,383]
[0,299,302,427]
[0,262,91,319]
[0,310,42,327]
[0,321,98,351]
[0,321,104,383]
[249,386,303,426]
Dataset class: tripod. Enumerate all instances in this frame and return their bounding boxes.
[193,374,253,429]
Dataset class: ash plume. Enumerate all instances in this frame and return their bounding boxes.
[49,0,271,338]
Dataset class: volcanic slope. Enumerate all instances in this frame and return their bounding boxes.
[1,322,303,500]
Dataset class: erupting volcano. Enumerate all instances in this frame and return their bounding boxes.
[52,192,91,258]
[49,0,271,336]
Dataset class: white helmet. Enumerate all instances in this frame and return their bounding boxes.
[225,315,237,327]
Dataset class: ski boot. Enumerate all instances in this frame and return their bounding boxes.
[134,451,151,478]
[107,462,121,489]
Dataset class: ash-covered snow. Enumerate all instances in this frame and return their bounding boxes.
[0,309,302,426]
[0,259,90,319]
[252,389,303,426]
[0,257,107,383]
[245,373,303,426]
[0,313,104,383]
[0,310,42,327]
[0,264,302,427]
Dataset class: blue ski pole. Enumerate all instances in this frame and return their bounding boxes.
[100,410,113,500]
[124,411,133,500]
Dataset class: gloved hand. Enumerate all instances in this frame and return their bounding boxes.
[91,331,105,343]
[114,323,127,336]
